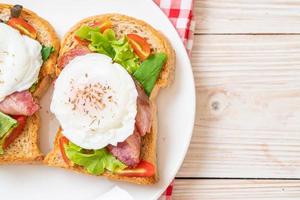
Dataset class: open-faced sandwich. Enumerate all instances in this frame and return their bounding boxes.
[45,14,175,184]
[0,4,59,163]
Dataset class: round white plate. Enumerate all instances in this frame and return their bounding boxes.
[1,0,195,199]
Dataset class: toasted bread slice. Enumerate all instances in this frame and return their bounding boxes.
[0,4,60,164]
[44,14,175,184]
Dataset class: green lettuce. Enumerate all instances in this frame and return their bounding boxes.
[111,37,140,73]
[134,53,167,95]
[75,25,167,95]
[75,26,140,74]
[0,112,17,139]
[64,142,127,175]
[0,112,18,154]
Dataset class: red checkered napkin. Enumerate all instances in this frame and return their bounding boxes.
[153,0,195,199]
[155,0,195,55]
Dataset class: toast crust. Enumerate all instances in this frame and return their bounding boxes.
[44,14,175,184]
[0,4,60,164]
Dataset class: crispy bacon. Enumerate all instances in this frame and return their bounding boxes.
[108,129,141,167]
[108,83,152,167]
[0,91,39,116]
[135,82,152,136]
[57,46,91,69]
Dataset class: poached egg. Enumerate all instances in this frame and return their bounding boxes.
[0,23,42,101]
[51,53,138,149]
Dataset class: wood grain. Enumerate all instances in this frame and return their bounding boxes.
[194,0,300,34]
[177,34,300,178]
[173,1,300,198]
[173,179,300,200]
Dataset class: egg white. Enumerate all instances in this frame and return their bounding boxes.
[51,53,138,149]
[0,23,42,101]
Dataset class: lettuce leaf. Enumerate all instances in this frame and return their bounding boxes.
[75,25,99,40]
[133,53,167,95]
[0,112,18,154]
[0,112,17,139]
[111,37,140,73]
[64,142,127,175]
[75,25,167,95]
[75,26,140,74]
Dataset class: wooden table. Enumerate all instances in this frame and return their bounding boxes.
[173,1,300,199]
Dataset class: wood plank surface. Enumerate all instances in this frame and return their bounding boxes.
[173,0,300,198]
[177,34,300,178]
[173,179,300,200]
[194,0,300,34]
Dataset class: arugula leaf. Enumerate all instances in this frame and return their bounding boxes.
[64,142,127,175]
[75,26,140,74]
[134,53,167,95]
[41,45,55,61]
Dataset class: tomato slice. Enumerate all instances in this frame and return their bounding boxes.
[59,136,70,165]
[115,160,155,177]
[3,115,27,150]
[92,21,112,33]
[74,35,90,46]
[127,34,151,60]
[7,18,37,39]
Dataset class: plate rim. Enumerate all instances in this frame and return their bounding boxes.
[148,1,196,198]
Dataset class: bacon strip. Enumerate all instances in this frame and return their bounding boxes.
[108,129,141,167]
[135,82,152,136]
[109,83,152,167]
[57,45,91,69]
[0,91,39,116]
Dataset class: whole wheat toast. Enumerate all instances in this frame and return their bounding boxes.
[0,4,60,164]
[44,14,175,184]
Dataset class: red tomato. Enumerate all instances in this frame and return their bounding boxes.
[115,160,155,177]
[92,21,112,33]
[3,116,27,149]
[59,136,70,165]
[7,18,37,39]
[74,35,90,46]
[127,34,151,60]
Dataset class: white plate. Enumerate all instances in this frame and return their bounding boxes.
[1,0,195,199]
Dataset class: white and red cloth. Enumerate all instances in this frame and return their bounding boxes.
[155,0,195,54]
[154,0,195,199]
